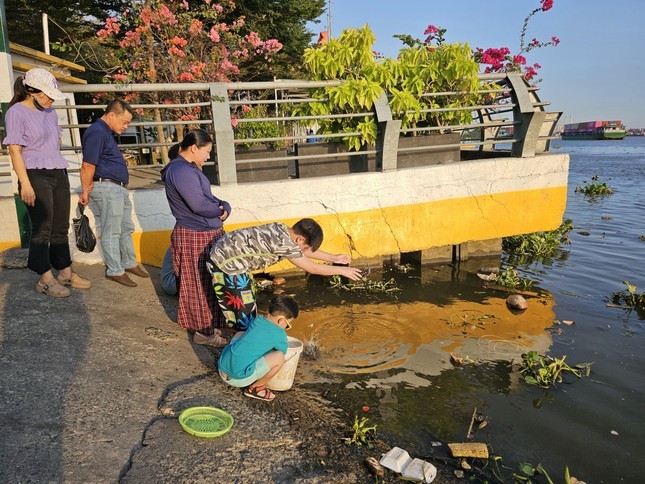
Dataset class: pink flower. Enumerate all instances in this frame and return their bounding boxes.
[264,38,283,54]
[158,5,178,25]
[119,31,141,48]
[189,19,203,35]
[512,54,527,65]
[208,28,220,43]
[551,36,560,46]
[113,73,128,82]
[231,118,238,128]
[424,25,439,36]
[189,62,206,77]
[168,45,186,57]
[179,72,195,82]
[241,104,251,113]
[524,66,538,80]
[245,31,263,48]
[540,0,553,12]
[97,17,120,39]
[170,36,188,47]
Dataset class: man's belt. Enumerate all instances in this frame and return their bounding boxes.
[93,177,127,187]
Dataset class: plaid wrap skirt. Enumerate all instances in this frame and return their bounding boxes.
[171,225,224,333]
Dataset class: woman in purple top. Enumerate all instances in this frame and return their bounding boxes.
[161,129,231,345]
[3,68,90,298]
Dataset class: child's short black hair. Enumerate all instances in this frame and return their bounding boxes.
[292,218,323,252]
[268,295,299,320]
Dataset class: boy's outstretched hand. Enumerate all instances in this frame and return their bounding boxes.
[339,266,362,281]
[332,253,352,265]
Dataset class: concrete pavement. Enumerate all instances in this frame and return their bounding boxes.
[0,255,381,483]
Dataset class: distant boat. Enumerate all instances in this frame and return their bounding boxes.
[562,120,626,140]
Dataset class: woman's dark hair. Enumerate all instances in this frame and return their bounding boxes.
[268,295,299,320]
[180,129,213,151]
[168,143,181,160]
[9,76,40,108]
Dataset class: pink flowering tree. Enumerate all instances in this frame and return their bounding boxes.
[473,0,559,81]
[95,0,282,156]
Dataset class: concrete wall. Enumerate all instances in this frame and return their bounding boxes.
[0,152,569,272]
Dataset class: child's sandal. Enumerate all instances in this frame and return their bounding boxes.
[243,385,275,402]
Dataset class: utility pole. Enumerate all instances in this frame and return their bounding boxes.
[327,0,333,38]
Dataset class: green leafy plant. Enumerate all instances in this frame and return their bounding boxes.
[502,219,573,257]
[609,281,645,317]
[344,415,377,447]
[295,25,483,150]
[328,274,400,293]
[513,463,582,484]
[234,104,288,150]
[574,175,614,196]
[518,351,591,389]
[482,266,534,289]
[513,461,555,483]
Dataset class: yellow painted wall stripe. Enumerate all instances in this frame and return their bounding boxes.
[134,185,566,269]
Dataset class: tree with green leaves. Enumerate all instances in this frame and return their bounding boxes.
[5,0,121,52]
[222,0,326,79]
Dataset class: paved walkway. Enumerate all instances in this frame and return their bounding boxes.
[0,257,384,483]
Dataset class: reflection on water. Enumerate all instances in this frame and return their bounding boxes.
[292,295,555,380]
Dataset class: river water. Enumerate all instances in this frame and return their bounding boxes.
[280,137,645,483]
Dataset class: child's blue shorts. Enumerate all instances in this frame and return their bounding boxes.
[218,356,270,388]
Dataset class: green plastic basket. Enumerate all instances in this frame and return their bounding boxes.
[178,407,234,438]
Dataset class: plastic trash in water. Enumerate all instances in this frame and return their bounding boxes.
[379,447,437,483]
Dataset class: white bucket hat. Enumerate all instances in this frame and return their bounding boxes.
[23,68,66,100]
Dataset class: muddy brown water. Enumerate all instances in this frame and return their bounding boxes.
[263,138,645,483]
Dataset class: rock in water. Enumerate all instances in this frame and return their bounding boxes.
[506,295,528,310]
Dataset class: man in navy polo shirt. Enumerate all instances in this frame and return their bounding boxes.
[79,99,149,287]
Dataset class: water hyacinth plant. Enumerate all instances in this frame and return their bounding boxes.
[575,175,614,196]
[518,351,592,389]
[502,219,573,258]
[609,281,645,317]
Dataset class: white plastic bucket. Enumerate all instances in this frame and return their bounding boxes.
[266,336,304,391]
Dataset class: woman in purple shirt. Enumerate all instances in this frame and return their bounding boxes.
[3,68,90,297]
[161,129,231,345]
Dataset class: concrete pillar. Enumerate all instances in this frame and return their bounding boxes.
[507,73,548,158]
[210,83,237,185]
[373,92,401,172]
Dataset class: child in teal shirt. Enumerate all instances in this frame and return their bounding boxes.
[218,295,298,401]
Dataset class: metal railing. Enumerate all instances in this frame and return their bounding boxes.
[0,74,561,185]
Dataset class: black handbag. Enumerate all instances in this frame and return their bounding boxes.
[73,204,97,253]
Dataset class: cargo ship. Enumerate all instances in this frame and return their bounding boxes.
[562,120,626,140]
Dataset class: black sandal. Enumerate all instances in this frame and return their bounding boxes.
[243,385,275,401]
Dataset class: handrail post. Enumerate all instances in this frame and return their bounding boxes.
[507,73,547,158]
[373,91,400,171]
[210,83,237,185]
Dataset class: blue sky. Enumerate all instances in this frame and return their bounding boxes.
[308,0,645,128]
